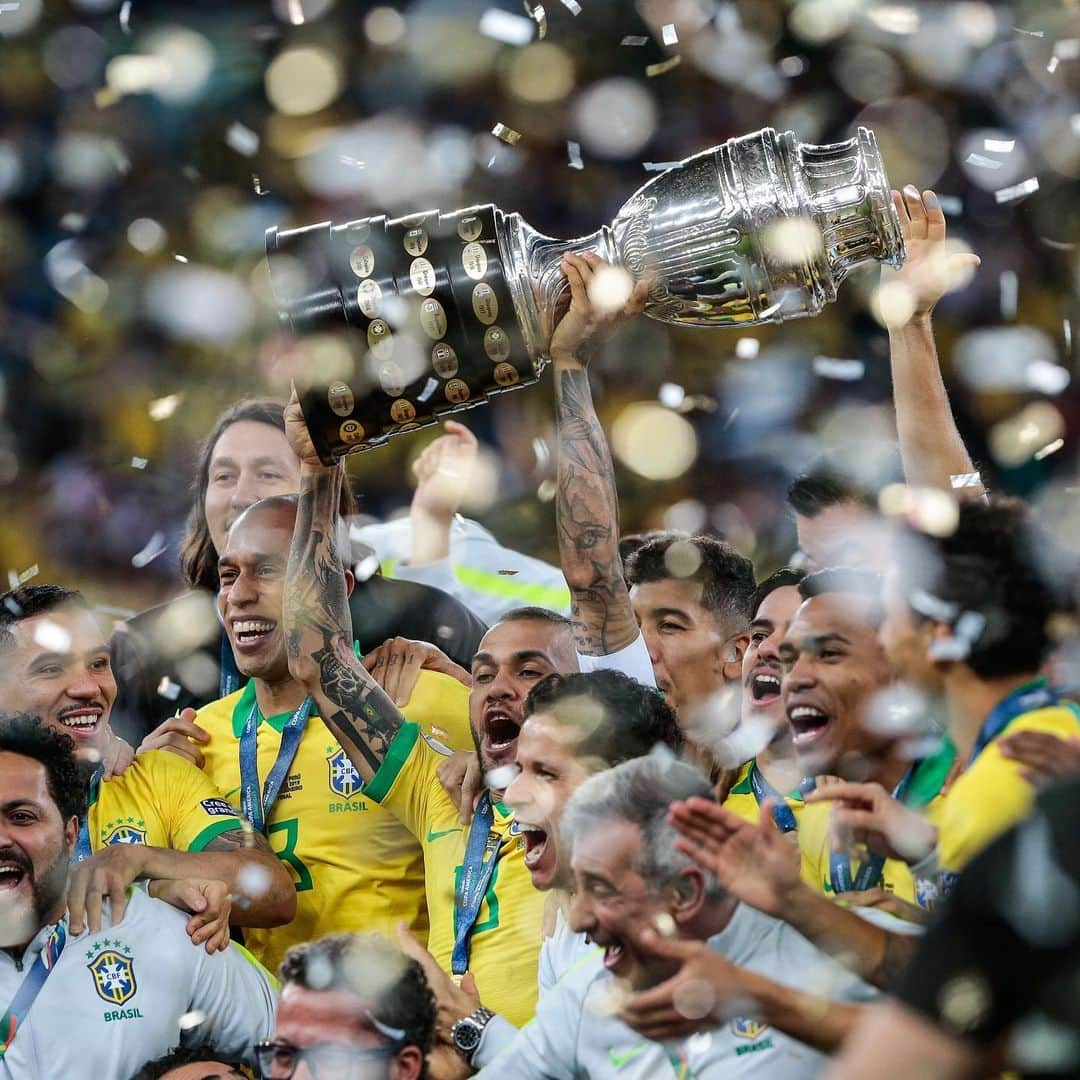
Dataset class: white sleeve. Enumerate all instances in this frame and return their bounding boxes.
[473,977,584,1079]
[185,941,279,1066]
[576,633,657,689]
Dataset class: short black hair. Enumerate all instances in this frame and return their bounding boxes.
[787,466,875,518]
[624,535,755,634]
[0,585,88,651]
[752,568,806,615]
[798,568,885,627]
[279,933,434,1077]
[524,669,682,766]
[0,714,87,822]
[129,1045,250,1080]
[497,606,572,629]
[619,530,686,565]
[896,497,1067,679]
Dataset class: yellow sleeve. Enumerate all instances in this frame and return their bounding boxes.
[402,670,474,753]
[138,750,250,852]
[361,722,443,839]
[940,706,1080,873]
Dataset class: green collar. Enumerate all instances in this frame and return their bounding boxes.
[230,679,313,737]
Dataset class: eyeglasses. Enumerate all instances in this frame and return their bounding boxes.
[254,1039,399,1079]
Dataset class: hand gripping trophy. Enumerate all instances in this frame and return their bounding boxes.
[267,126,904,463]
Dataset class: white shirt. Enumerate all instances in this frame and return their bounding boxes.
[473,902,879,1079]
[575,633,657,689]
[353,516,571,624]
[0,886,277,1079]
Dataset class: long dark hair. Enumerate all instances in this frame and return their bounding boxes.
[179,397,358,591]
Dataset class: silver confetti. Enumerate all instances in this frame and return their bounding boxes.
[661,23,678,45]
[984,138,1015,152]
[999,271,1018,320]
[174,254,188,263]
[643,160,682,171]
[566,140,583,169]
[225,122,259,158]
[560,0,581,13]
[1034,438,1064,461]
[950,472,982,489]
[964,152,1003,170]
[995,177,1039,204]
[621,35,648,45]
[813,356,866,380]
[119,0,131,32]
[132,531,167,568]
[479,8,535,45]
[131,457,149,469]
[156,676,182,701]
[491,122,521,145]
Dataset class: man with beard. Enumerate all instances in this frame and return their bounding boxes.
[140,496,472,976]
[281,393,580,1028]
[394,669,682,1070]
[474,756,878,1078]
[0,584,294,940]
[0,715,276,1078]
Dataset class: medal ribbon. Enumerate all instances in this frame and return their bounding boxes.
[237,685,313,834]
[968,679,1059,767]
[0,923,67,1058]
[72,767,103,863]
[829,766,917,894]
[451,792,500,976]
[219,635,242,698]
[749,761,812,833]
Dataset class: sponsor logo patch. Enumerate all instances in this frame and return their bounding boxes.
[200,798,239,818]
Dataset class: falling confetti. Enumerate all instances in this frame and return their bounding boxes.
[1034,438,1064,461]
[119,0,131,32]
[491,122,522,145]
[661,23,678,45]
[131,531,167,568]
[522,0,547,38]
[479,8,535,46]
[156,676,182,701]
[621,35,648,46]
[174,253,188,263]
[995,177,1040,204]
[1000,271,1018,320]
[560,0,581,13]
[964,152,1003,170]
[225,122,260,158]
[253,174,267,195]
[148,393,183,421]
[984,138,1015,152]
[813,356,866,380]
[950,472,982,489]
[131,457,149,470]
[566,140,583,169]
[646,55,682,77]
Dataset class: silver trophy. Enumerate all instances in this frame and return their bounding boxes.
[268,125,904,463]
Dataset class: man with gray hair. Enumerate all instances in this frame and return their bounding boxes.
[476,755,879,1078]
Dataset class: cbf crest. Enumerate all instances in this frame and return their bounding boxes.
[327,747,362,799]
[87,946,137,1005]
[102,823,148,846]
[731,1018,768,1040]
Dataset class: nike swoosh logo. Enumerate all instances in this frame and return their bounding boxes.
[426,827,463,842]
[223,787,241,800]
[608,1046,646,1068]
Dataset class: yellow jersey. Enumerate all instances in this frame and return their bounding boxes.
[723,759,806,829]
[798,745,954,908]
[938,701,1080,875]
[194,670,472,975]
[363,721,547,1028]
[89,749,248,852]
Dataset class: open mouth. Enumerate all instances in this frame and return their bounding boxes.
[519,822,549,870]
[232,619,276,647]
[57,708,102,736]
[788,704,831,745]
[0,863,27,892]
[749,671,782,705]
[483,710,520,753]
[603,941,626,972]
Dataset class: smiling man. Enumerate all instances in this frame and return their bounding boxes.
[0,584,294,938]
[140,496,473,975]
[780,570,954,906]
[474,756,878,1078]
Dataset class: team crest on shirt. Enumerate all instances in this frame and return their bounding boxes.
[327,748,363,799]
[731,1018,768,1040]
[100,820,148,846]
[87,948,137,1005]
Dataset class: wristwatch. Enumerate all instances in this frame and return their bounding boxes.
[450,1005,495,1060]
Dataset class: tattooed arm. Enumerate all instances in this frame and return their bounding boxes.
[282,391,407,781]
[551,252,649,656]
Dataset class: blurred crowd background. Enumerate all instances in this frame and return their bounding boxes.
[1,0,1077,614]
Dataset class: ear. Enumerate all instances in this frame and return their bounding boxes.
[391,1044,424,1080]
[666,866,707,926]
[64,815,79,854]
[721,632,748,684]
[343,568,355,599]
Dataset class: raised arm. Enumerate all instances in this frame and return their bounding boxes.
[552,252,649,656]
[884,187,984,497]
[282,391,407,781]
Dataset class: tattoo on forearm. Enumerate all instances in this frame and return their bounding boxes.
[206,827,272,855]
[555,368,637,655]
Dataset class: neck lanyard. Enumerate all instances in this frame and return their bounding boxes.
[451,792,500,976]
[237,685,313,834]
[829,765,917,894]
[0,923,67,1058]
[73,767,103,863]
[969,680,1059,767]
[749,761,813,833]
[220,634,242,698]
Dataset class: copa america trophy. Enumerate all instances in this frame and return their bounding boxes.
[267,125,904,464]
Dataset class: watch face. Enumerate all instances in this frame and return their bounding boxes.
[454,1021,482,1053]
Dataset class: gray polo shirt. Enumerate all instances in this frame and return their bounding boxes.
[474,902,879,1079]
[0,886,277,1079]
